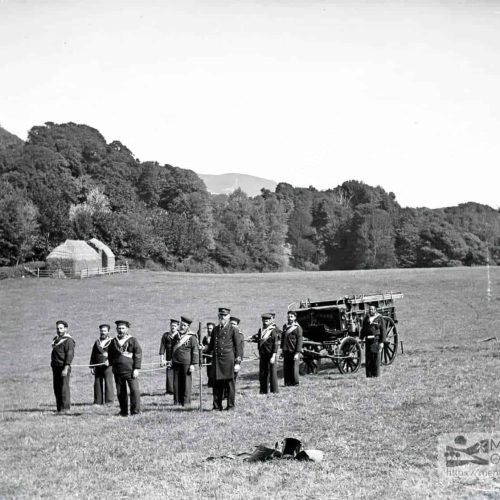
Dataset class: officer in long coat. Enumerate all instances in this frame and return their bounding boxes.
[281,310,303,386]
[250,313,280,394]
[169,316,199,407]
[360,304,387,378]
[159,318,180,397]
[89,323,114,404]
[205,307,243,410]
[51,320,75,412]
[108,320,142,416]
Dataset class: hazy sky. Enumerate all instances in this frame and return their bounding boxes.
[1,0,499,208]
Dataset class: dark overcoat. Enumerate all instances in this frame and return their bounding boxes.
[206,322,243,380]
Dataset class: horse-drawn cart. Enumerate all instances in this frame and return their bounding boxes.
[291,292,403,375]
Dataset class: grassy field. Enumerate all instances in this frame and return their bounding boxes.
[1,267,499,499]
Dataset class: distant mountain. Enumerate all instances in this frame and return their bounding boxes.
[198,172,277,197]
[0,126,24,152]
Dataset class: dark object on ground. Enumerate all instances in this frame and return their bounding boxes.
[206,437,324,462]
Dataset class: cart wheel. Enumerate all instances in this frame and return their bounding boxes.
[299,352,320,375]
[381,317,398,365]
[337,337,361,374]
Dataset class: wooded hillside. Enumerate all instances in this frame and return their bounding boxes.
[0,122,498,271]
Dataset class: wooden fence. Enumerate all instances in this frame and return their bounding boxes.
[79,264,129,279]
[24,263,129,279]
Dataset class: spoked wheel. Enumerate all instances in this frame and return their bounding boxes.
[381,317,398,365]
[299,351,321,375]
[337,337,362,374]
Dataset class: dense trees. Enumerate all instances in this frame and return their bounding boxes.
[0,122,499,271]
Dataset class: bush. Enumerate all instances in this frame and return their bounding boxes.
[0,265,34,279]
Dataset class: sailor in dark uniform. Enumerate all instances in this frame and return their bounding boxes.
[281,310,303,386]
[89,324,114,404]
[169,316,199,407]
[360,304,387,378]
[205,307,243,410]
[250,313,280,394]
[229,316,245,383]
[108,320,142,416]
[159,318,180,397]
[51,320,75,412]
[202,322,215,387]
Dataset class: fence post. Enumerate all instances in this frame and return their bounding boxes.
[126,261,129,273]
[37,268,40,278]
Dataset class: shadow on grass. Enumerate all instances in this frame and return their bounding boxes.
[5,408,54,414]
[139,406,205,413]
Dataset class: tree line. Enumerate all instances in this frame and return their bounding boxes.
[0,122,499,271]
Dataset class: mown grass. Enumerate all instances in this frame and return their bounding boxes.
[1,267,499,499]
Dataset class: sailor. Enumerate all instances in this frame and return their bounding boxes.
[360,304,387,378]
[89,324,114,404]
[280,310,303,386]
[51,320,75,412]
[250,313,280,394]
[108,320,142,416]
[169,316,199,407]
[229,316,245,382]
[205,307,243,410]
[202,322,215,387]
[159,318,180,397]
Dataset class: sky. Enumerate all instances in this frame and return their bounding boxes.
[1,0,499,209]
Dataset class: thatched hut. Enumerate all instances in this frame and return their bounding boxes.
[87,238,115,270]
[46,240,101,274]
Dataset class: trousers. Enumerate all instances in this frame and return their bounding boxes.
[213,379,235,410]
[173,363,192,406]
[165,366,174,395]
[114,372,140,415]
[365,341,381,378]
[52,366,71,411]
[283,353,300,386]
[94,365,114,404]
[259,355,279,394]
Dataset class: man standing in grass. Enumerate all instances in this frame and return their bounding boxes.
[229,316,245,383]
[159,318,180,398]
[108,320,142,416]
[206,307,242,410]
[250,313,280,394]
[202,322,215,387]
[281,310,303,386]
[360,304,386,378]
[89,324,114,405]
[51,320,75,413]
[169,316,199,408]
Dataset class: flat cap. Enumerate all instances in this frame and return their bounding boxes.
[56,320,68,327]
[170,318,180,324]
[115,320,130,327]
[206,321,215,327]
[218,307,231,315]
[230,316,240,324]
[261,313,272,320]
[180,315,193,325]
[287,310,297,316]
[99,324,111,330]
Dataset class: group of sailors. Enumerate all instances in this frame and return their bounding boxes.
[50,304,386,416]
[50,307,304,416]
